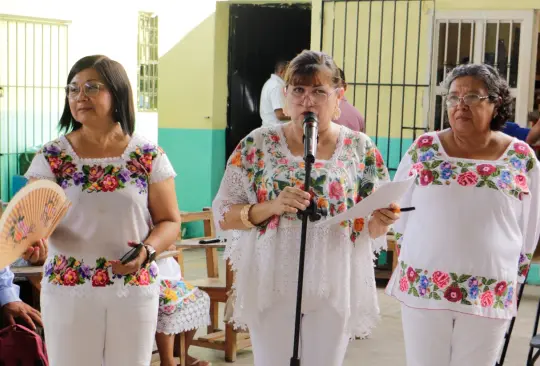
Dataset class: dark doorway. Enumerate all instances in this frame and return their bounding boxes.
[226,4,311,159]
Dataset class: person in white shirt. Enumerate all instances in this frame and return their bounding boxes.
[386,63,540,366]
[259,60,290,126]
[213,50,400,366]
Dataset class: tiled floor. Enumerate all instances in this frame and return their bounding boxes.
[152,249,540,366]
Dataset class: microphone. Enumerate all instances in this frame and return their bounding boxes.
[303,112,318,163]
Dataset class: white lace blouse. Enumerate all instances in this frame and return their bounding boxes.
[212,124,389,337]
[24,133,176,298]
[386,131,540,319]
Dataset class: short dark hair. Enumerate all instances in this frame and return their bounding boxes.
[59,55,135,135]
[284,50,341,88]
[275,60,288,74]
[442,63,512,131]
[338,68,346,88]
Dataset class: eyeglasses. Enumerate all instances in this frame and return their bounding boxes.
[288,87,339,106]
[65,82,105,100]
[445,94,490,108]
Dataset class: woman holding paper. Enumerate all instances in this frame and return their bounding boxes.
[386,63,540,366]
[212,50,400,366]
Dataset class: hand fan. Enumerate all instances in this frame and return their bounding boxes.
[0,180,71,268]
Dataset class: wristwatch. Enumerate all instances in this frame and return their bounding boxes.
[142,244,157,267]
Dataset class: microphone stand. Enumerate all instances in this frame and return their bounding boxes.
[290,114,328,366]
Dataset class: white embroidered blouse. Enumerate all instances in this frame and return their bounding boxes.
[212,124,389,337]
[24,134,176,298]
[385,131,540,319]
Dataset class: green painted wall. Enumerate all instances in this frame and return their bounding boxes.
[158,127,225,237]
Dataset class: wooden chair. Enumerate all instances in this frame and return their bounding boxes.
[176,208,251,363]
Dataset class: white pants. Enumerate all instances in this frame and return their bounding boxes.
[401,304,510,366]
[247,297,350,366]
[41,290,159,366]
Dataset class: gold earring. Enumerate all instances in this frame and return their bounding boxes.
[333,107,341,120]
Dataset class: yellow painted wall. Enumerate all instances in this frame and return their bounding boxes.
[158,2,217,130]
[159,0,311,131]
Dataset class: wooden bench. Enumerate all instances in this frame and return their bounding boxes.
[176,209,251,363]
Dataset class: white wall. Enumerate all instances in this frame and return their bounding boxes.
[0,0,158,142]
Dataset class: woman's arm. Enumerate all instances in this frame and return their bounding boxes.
[111,177,181,275]
[219,187,311,231]
[220,202,275,230]
[145,177,182,254]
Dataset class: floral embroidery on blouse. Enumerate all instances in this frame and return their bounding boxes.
[44,255,157,287]
[159,279,205,315]
[398,261,515,310]
[41,140,162,194]
[228,128,389,241]
[45,255,93,286]
[118,262,158,286]
[408,135,535,200]
[519,253,533,278]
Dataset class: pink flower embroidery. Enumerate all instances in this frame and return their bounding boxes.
[443,286,463,302]
[514,142,529,155]
[60,162,77,177]
[246,148,256,165]
[257,187,268,203]
[494,281,508,296]
[409,163,424,176]
[343,138,353,145]
[480,290,494,307]
[62,268,79,286]
[419,170,434,186]
[267,216,280,229]
[137,268,150,286]
[277,158,289,165]
[407,267,418,283]
[92,269,110,287]
[328,181,344,200]
[88,166,105,182]
[101,175,119,192]
[457,171,478,186]
[417,136,434,148]
[399,276,409,292]
[476,164,496,176]
[432,271,450,289]
[515,174,528,189]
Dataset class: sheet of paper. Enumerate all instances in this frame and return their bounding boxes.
[315,175,416,227]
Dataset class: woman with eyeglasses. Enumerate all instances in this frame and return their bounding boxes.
[24,55,181,365]
[386,63,540,366]
[212,50,400,366]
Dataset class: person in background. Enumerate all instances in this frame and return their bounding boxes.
[502,110,540,146]
[0,267,42,330]
[334,68,366,133]
[259,60,290,126]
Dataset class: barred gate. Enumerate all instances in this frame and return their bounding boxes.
[321,0,436,175]
[0,15,69,202]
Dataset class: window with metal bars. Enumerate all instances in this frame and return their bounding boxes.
[137,12,158,112]
[0,16,69,202]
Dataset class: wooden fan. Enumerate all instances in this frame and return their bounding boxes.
[0,180,71,268]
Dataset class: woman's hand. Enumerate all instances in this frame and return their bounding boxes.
[368,203,401,239]
[22,238,48,265]
[271,186,311,215]
[109,242,148,276]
